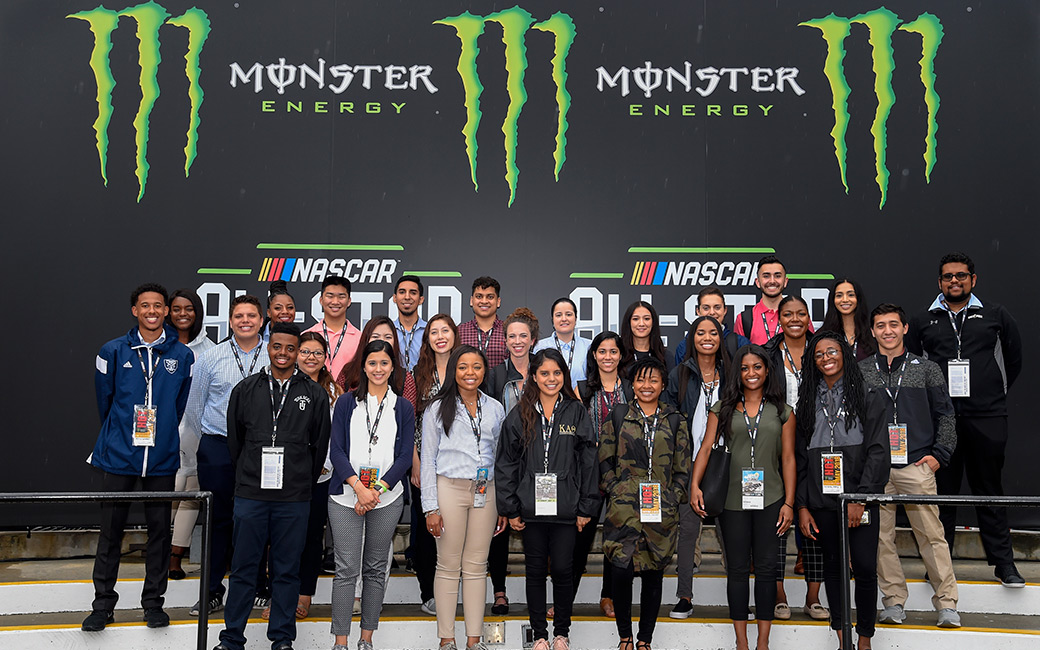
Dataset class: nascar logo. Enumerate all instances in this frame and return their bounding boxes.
[258,257,397,283]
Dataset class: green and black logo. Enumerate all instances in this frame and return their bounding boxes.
[435,6,576,207]
[69,1,210,202]
[801,8,943,209]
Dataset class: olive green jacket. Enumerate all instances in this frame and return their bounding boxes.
[598,402,691,571]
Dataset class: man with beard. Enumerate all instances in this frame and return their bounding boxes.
[735,256,790,345]
[458,276,508,367]
[392,275,427,372]
[907,252,1024,587]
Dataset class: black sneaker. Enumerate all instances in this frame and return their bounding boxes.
[81,610,114,631]
[996,563,1026,588]
[190,593,224,616]
[669,599,694,619]
[143,607,170,628]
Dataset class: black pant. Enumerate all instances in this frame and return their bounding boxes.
[91,471,175,611]
[611,562,663,643]
[814,505,879,637]
[197,433,235,596]
[572,516,612,599]
[489,525,511,593]
[717,499,782,621]
[299,479,331,596]
[410,483,437,601]
[937,415,1014,566]
[523,521,576,639]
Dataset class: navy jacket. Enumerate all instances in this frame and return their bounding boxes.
[92,325,194,477]
[329,392,415,495]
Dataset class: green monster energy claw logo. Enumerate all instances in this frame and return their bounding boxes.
[69,1,210,202]
[801,7,943,209]
[435,6,576,207]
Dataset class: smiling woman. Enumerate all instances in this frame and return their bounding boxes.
[420,345,507,650]
[495,349,599,650]
[328,339,415,649]
[689,344,796,650]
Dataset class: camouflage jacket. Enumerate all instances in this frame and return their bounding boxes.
[598,402,691,571]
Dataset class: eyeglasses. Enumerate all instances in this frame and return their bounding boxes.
[814,348,841,360]
[940,272,971,282]
[299,350,326,358]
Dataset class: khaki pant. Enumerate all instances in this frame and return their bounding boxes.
[434,476,499,639]
[877,463,958,610]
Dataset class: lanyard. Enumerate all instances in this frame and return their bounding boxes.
[820,393,845,452]
[536,396,562,472]
[511,378,524,404]
[464,397,483,446]
[781,341,802,385]
[944,307,967,360]
[365,391,389,457]
[476,325,493,354]
[323,321,348,368]
[552,332,575,368]
[398,322,418,368]
[267,370,295,446]
[601,378,624,410]
[701,371,718,414]
[741,396,765,467]
[635,403,660,475]
[231,339,263,379]
[874,356,908,424]
[431,369,441,396]
[136,348,162,407]
[761,311,781,340]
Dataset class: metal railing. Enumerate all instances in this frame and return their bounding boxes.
[838,493,1040,650]
[0,491,213,650]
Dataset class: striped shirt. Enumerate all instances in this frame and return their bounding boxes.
[420,392,505,513]
[183,336,267,438]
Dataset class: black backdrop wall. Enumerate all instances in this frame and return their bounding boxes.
[2,1,1036,526]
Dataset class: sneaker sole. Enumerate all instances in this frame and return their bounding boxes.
[938,621,961,629]
[1000,581,1026,588]
[668,611,692,619]
[879,617,904,625]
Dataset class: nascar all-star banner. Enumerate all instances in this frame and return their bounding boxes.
[1,1,1036,525]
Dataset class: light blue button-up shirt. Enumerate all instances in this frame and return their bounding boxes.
[394,316,427,372]
[420,392,505,513]
[533,333,592,385]
[183,336,267,439]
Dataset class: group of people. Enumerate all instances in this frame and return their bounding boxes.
[83,251,1023,650]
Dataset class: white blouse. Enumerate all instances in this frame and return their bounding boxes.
[331,390,404,509]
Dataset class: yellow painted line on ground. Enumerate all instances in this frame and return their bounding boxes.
[2,617,1037,635]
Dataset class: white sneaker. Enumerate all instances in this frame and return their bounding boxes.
[937,608,961,628]
[421,598,436,615]
[879,603,905,624]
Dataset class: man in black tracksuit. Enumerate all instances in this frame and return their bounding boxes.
[906,252,1024,587]
[215,323,331,650]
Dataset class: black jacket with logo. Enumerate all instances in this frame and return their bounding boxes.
[906,299,1022,416]
[227,368,331,502]
[495,397,600,523]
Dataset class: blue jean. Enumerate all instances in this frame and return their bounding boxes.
[219,497,309,650]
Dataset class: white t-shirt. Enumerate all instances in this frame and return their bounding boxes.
[784,366,800,413]
[691,380,720,460]
[331,390,404,509]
